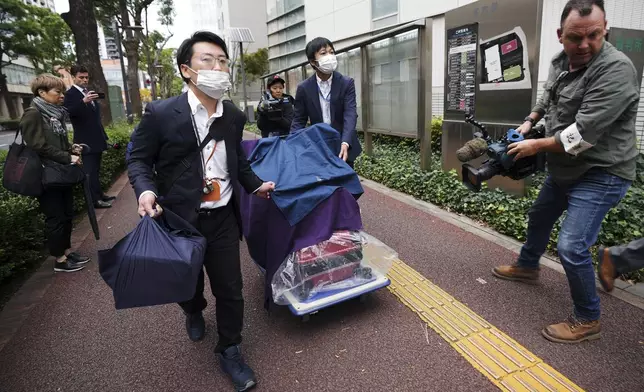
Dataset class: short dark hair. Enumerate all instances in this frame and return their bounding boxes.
[305,37,335,61]
[176,31,229,83]
[560,0,605,27]
[70,64,89,76]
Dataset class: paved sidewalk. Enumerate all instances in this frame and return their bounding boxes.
[0,172,642,392]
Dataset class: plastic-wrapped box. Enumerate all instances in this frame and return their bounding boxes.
[271,231,397,305]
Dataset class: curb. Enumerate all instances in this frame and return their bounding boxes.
[358,177,644,311]
[0,172,131,354]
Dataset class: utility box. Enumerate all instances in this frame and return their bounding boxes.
[108,85,126,122]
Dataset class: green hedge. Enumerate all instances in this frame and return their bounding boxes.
[0,120,133,284]
[355,118,644,283]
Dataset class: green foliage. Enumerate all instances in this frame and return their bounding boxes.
[0,1,74,74]
[238,48,270,83]
[147,47,182,99]
[245,123,260,135]
[0,0,42,66]
[0,121,134,285]
[25,8,76,74]
[354,118,644,283]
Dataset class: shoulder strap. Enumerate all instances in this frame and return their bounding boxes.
[15,107,37,144]
[163,132,213,195]
[162,102,237,196]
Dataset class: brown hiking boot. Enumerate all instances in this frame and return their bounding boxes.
[597,246,617,292]
[492,264,539,283]
[541,315,601,344]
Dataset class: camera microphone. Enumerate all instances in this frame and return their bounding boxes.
[456,137,488,162]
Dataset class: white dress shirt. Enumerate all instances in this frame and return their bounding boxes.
[316,74,332,125]
[187,89,233,209]
[316,74,350,149]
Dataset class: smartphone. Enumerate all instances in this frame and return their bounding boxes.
[96,92,106,99]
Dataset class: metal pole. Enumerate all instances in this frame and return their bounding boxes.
[115,25,133,124]
[239,42,248,115]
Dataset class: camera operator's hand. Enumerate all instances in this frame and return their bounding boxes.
[517,121,533,135]
[83,91,99,104]
[507,139,540,161]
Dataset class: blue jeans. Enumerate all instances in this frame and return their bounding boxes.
[517,168,631,321]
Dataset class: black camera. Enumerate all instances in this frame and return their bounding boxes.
[258,92,291,121]
[458,115,546,192]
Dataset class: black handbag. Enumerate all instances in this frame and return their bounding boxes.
[2,128,44,197]
[41,159,85,188]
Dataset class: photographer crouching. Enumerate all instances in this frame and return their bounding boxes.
[257,74,294,138]
[492,0,640,344]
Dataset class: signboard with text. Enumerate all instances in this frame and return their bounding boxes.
[608,27,644,78]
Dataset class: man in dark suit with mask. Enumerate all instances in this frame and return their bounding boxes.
[127,31,275,392]
[290,37,362,168]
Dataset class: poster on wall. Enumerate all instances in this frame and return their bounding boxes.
[445,23,478,114]
[479,26,532,91]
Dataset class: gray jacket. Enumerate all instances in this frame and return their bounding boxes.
[533,41,640,182]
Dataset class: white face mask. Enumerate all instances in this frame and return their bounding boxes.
[188,68,231,99]
[316,54,338,75]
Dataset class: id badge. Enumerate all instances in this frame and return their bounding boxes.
[202,179,221,202]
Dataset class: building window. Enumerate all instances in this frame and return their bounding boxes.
[371,0,398,20]
[367,30,419,137]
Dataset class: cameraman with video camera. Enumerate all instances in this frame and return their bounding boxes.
[492,0,640,344]
[257,74,294,138]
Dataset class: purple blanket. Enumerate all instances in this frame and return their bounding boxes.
[239,139,363,309]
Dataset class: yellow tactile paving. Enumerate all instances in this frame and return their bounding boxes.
[387,259,584,392]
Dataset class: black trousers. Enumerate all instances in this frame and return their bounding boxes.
[38,186,74,258]
[179,202,244,353]
[82,152,103,202]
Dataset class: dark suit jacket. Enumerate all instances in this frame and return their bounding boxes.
[290,71,362,162]
[63,86,108,153]
[127,93,263,236]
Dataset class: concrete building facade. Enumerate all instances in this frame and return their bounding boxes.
[265,0,644,151]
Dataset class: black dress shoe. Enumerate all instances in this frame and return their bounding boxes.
[102,194,116,202]
[54,259,85,273]
[67,252,91,264]
[94,200,112,209]
[185,312,205,341]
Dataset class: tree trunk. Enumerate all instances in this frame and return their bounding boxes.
[123,39,142,116]
[144,7,157,100]
[62,0,112,125]
[120,0,142,118]
[0,72,19,119]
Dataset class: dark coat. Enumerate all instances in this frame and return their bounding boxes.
[127,93,263,236]
[290,71,362,162]
[63,86,108,154]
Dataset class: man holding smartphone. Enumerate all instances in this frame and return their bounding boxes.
[64,64,114,209]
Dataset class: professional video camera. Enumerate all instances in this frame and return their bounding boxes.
[258,91,291,121]
[456,115,546,192]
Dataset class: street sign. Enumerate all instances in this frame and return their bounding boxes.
[608,27,644,78]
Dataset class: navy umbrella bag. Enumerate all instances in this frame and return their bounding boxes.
[98,208,207,310]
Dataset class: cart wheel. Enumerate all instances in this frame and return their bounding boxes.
[301,314,311,323]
